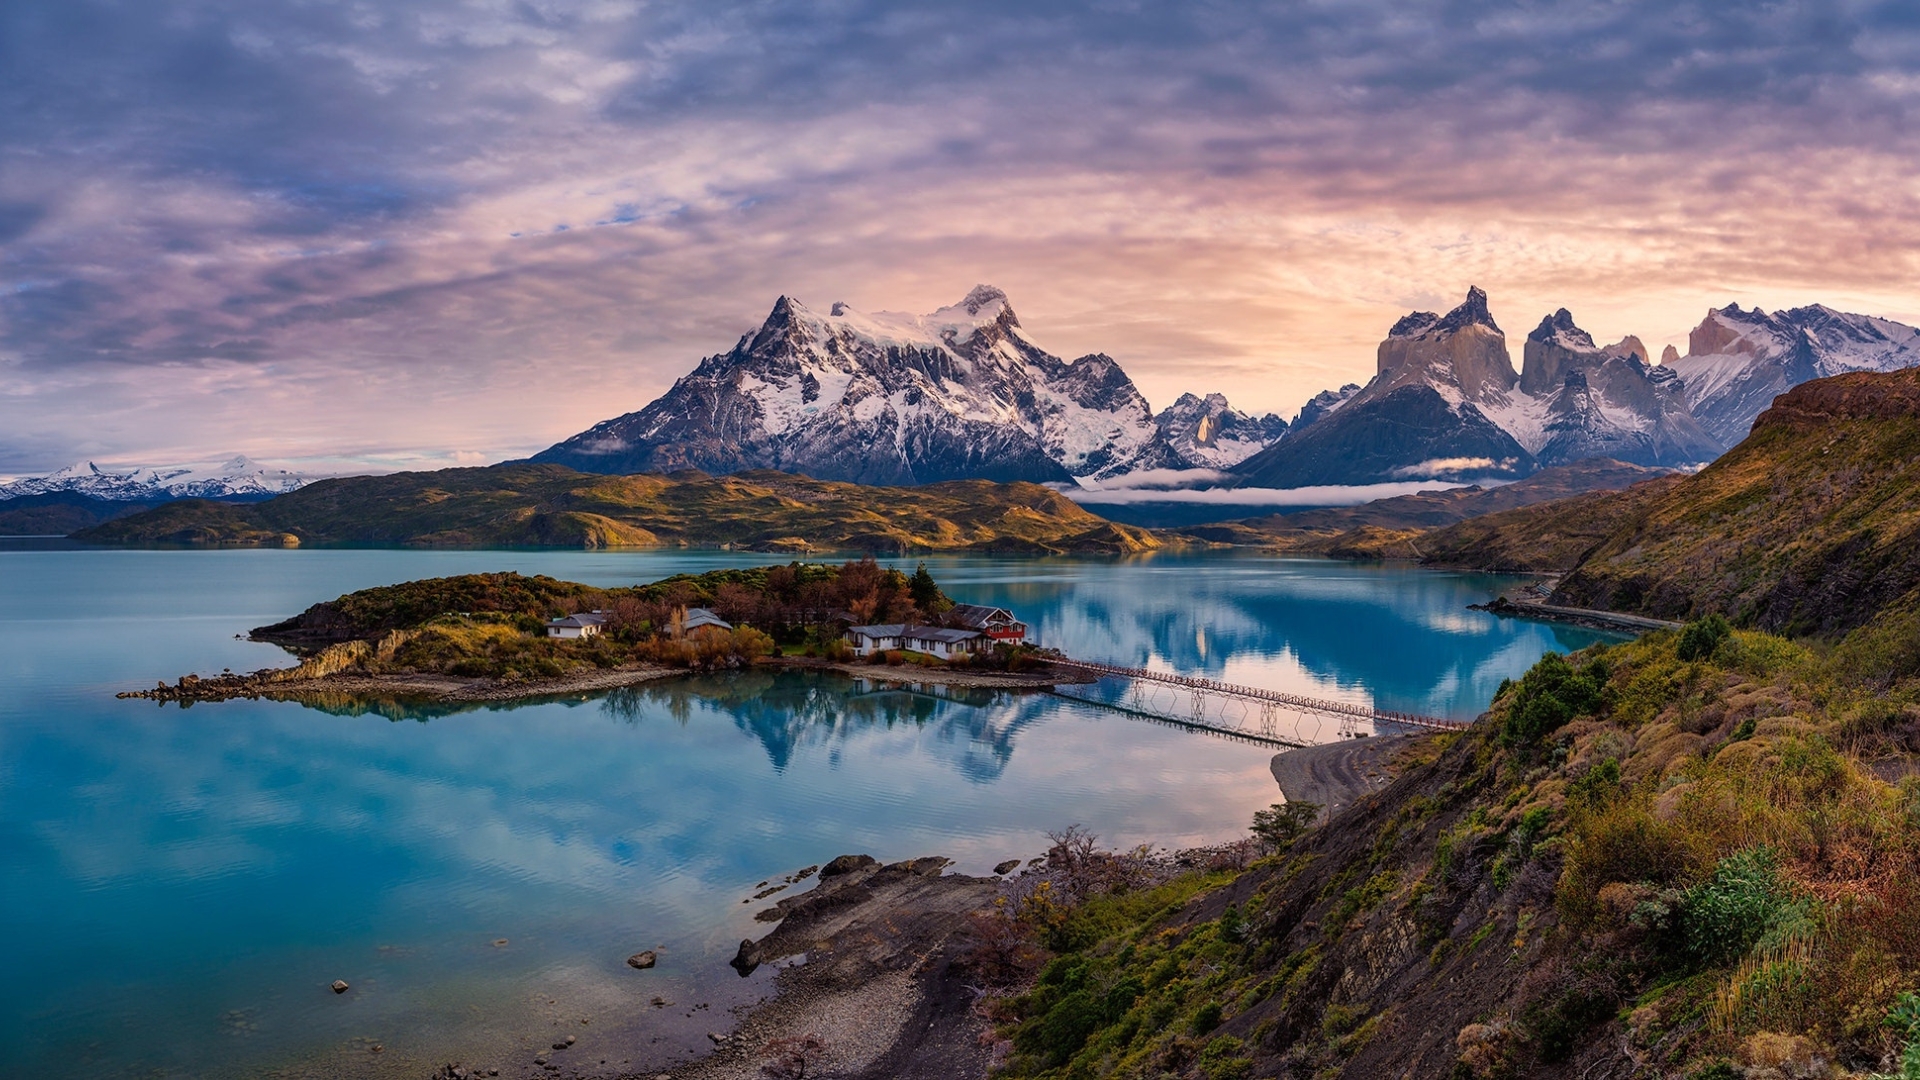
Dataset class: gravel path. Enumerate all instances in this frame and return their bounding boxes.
[1269,737,1408,820]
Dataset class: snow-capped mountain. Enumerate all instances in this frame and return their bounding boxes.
[1668,304,1920,446]
[1233,288,1536,488]
[1234,289,1724,489]
[1292,384,1361,432]
[1522,310,1721,468]
[1153,393,1288,469]
[0,456,311,502]
[534,285,1260,485]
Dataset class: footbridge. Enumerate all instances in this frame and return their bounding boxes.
[1048,658,1468,748]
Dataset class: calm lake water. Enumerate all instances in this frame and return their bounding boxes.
[0,548,1614,1078]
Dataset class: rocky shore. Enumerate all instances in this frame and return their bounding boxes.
[117,661,688,705]
[119,655,1086,707]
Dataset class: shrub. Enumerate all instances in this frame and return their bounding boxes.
[1251,802,1321,850]
[1885,991,1920,1080]
[1683,848,1811,968]
[1677,614,1733,662]
[1502,652,1608,747]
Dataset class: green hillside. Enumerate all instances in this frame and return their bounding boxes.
[73,464,1165,554]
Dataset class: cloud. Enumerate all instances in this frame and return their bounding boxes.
[1389,457,1510,479]
[0,0,1917,470]
[1070,467,1230,491]
[1065,481,1469,507]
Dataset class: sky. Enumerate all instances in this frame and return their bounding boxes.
[2,0,1918,476]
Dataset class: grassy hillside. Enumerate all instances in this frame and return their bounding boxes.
[1414,476,1684,573]
[73,464,1164,554]
[980,615,1920,1079]
[1409,369,1920,635]
[0,492,160,535]
[1550,371,1920,635]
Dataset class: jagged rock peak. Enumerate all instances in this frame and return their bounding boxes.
[1661,344,1681,365]
[1388,287,1501,340]
[1388,311,1440,338]
[1435,286,1500,335]
[1529,308,1596,350]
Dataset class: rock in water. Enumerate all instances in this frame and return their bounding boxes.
[331,979,349,994]
[627,950,657,969]
[820,853,877,877]
[993,859,1022,875]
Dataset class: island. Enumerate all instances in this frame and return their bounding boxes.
[122,558,1079,706]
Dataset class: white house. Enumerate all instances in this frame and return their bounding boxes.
[845,623,907,656]
[845,623,985,659]
[900,626,985,658]
[546,611,608,639]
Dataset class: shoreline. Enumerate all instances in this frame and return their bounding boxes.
[118,655,1086,706]
[1468,595,1681,634]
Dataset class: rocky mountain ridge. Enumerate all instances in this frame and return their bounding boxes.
[533,286,1281,486]
[1668,301,1920,446]
[0,456,310,502]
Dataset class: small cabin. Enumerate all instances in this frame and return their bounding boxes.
[845,623,907,656]
[846,623,986,659]
[900,625,986,658]
[546,611,608,639]
[947,603,1027,643]
[680,608,733,634]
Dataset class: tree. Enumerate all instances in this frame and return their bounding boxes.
[908,562,951,614]
[1251,802,1321,849]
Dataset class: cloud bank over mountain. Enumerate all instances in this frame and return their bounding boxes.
[1,0,1917,471]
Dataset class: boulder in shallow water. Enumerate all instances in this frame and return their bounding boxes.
[626,950,657,969]
[331,979,349,994]
[820,854,876,877]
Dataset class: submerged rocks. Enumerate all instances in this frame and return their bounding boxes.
[627,950,658,970]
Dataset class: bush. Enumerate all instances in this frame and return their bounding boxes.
[1502,652,1608,747]
[1677,614,1733,662]
[1682,848,1811,968]
[1251,802,1321,849]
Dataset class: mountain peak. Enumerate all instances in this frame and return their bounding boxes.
[959,284,1009,315]
[1528,308,1596,350]
[1434,286,1500,335]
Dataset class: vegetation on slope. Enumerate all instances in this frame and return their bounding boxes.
[1415,477,1684,573]
[971,610,1920,1079]
[72,464,1164,554]
[1401,369,1920,637]
[1550,371,1920,634]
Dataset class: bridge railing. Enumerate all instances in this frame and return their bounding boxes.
[1048,658,1469,732]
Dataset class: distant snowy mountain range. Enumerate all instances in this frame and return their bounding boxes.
[20,289,1916,512]
[533,286,1286,485]
[538,283,1920,493]
[0,457,312,503]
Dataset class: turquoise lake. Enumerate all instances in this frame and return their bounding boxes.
[0,548,1616,1078]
